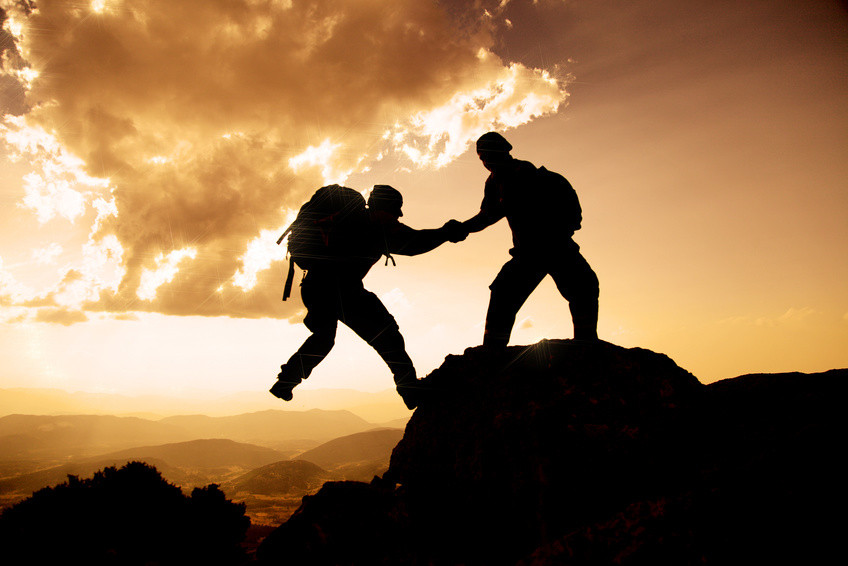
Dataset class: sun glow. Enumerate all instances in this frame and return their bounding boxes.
[385,61,567,169]
[288,139,351,184]
[232,225,291,292]
[1,117,112,224]
[137,248,198,301]
[3,9,25,38]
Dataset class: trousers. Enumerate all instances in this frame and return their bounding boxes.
[484,246,600,347]
[283,272,416,386]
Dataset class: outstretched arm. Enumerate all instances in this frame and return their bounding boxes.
[462,209,502,234]
[387,222,457,256]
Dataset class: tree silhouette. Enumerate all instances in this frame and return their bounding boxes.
[0,461,250,565]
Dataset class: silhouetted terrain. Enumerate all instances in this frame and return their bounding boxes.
[218,428,404,526]
[0,439,286,500]
[0,423,404,528]
[213,458,335,528]
[258,339,846,565]
[0,461,249,565]
[294,427,405,484]
[0,456,190,500]
[0,410,404,527]
[3,341,842,563]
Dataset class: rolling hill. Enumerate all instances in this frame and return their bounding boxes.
[223,459,333,496]
[296,428,404,469]
[91,438,286,470]
[158,409,378,448]
[0,409,387,463]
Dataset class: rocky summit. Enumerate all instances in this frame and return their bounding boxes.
[257,340,846,565]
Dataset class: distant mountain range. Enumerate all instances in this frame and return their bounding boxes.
[0,386,412,423]
[0,414,192,460]
[158,410,383,449]
[0,413,406,527]
[0,408,396,463]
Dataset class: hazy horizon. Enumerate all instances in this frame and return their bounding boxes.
[0,383,415,422]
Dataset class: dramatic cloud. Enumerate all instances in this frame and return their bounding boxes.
[1,0,568,322]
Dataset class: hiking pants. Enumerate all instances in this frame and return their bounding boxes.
[483,247,599,347]
[283,273,416,386]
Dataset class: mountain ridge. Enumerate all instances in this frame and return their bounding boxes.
[158,409,378,448]
[0,408,391,461]
[0,386,412,422]
[223,460,333,497]
[295,428,404,470]
[90,438,286,470]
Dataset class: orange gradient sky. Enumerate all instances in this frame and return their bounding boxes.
[1,0,846,402]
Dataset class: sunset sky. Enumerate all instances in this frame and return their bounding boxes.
[1,0,846,405]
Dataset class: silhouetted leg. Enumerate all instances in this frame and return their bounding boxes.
[272,277,339,400]
[284,309,338,381]
[342,288,415,385]
[548,250,600,340]
[484,256,547,348]
[341,288,420,408]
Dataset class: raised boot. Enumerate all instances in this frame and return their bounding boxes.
[270,364,302,401]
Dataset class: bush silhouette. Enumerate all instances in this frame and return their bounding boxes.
[0,461,249,565]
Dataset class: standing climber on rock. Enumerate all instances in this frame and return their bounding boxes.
[458,132,600,347]
[271,184,466,410]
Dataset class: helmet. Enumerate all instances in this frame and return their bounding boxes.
[368,185,403,216]
[476,132,512,153]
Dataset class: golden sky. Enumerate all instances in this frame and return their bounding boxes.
[1,0,846,399]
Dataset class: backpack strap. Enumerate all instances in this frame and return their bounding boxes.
[278,222,296,301]
[282,258,295,301]
[276,222,294,245]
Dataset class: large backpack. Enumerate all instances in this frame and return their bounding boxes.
[276,184,368,300]
[536,166,582,234]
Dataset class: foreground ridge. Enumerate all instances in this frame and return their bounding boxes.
[258,339,846,565]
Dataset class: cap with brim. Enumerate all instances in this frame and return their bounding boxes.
[368,185,403,213]
[476,132,512,152]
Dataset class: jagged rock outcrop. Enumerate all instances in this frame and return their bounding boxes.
[257,340,846,565]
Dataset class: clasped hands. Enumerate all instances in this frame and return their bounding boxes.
[442,219,469,243]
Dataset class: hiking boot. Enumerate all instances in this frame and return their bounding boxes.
[270,365,301,401]
[270,379,298,401]
[397,381,431,410]
[397,387,418,410]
